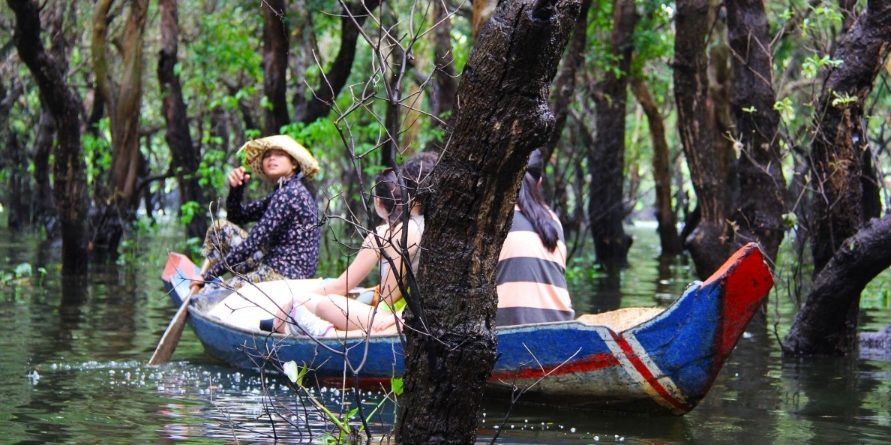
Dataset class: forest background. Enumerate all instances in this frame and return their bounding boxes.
[1,0,890,439]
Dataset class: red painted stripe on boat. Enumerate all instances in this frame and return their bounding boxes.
[489,352,620,381]
[612,332,690,413]
[718,245,772,358]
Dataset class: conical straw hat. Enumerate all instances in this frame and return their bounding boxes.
[239,135,320,181]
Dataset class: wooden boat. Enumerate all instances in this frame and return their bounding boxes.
[161,243,773,414]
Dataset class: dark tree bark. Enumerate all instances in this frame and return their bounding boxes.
[675,0,730,278]
[589,0,637,271]
[396,1,580,443]
[262,0,290,135]
[784,215,891,355]
[9,0,89,275]
[296,0,382,124]
[32,108,58,235]
[430,0,457,125]
[725,0,787,262]
[543,0,590,166]
[630,77,683,256]
[0,78,30,231]
[159,0,208,240]
[809,0,891,274]
[381,4,403,168]
[839,0,859,33]
[91,0,150,255]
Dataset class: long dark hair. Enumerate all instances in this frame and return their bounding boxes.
[517,149,558,251]
[375,169,407,228]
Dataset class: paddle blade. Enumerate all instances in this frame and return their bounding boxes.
[148,293,192,366]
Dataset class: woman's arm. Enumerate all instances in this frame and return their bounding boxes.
[226,184,270,224]
[313,232,380,296]
[204,187,293,280]
[377,219,422,306]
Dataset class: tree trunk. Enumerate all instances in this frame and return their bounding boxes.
[9,0,89,275]
[91,0,150,254]
[296,0,382,124]
[809,0,891,275]
[630,77,683,256]
[725,0,787,262]
[543,0,590,166]
[32,108,59,236]
[0,79,30,232]
[674,0,730,278]
[784,214,891,355]
[262,0,290,135]
[430,0,457,126]
[589,0,636,272]
[839,0,859,33]
[158,0,208,240]
[396,1,580,443]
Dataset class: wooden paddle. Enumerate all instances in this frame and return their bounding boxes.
[148,260,208,366]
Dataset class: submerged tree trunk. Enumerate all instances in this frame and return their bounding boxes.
[589,0,636,272]
[32,109,59,236]
[726,0,787,261]
[9,0,89,275]
[396,1,580,442]
[0,79,30,231]
[91,0,150,255]
[262,0,290,135]
[786,1,891,355]
[809,0,890,274]
[784,215,891,355]
[159,0,208,240]
[630,77,683,257]
[674,0,730,278]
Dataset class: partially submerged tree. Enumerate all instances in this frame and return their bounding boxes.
[674,0,732,277]
[90,0,150,254]
[784,0,891,355]
[630,76,683,256]
[589,0,637,271]
[784,215,891,354]
[8,0,89,275]
[396,0,581,442]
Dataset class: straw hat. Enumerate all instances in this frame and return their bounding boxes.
[238,135,320,181]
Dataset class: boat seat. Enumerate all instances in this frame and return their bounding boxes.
[576,307,664,333]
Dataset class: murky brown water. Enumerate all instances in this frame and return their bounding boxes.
[1,224,889,444]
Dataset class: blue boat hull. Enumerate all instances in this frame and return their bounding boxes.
[162,243,772,414]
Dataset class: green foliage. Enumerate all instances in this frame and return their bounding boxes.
[802,55,843,79]
[82,118,113,186]
[179,200,201,226]
[196,148,228,190]
[1,262,47,287]
[830,90,858,108]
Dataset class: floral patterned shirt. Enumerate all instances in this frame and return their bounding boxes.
[204,175,321,281]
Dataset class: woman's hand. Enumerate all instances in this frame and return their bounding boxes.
[189,278,205,295]
[227,167,251,188]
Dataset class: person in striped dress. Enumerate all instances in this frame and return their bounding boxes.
[496,149,575,326]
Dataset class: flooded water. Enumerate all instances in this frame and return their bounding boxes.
[1,224,890,444]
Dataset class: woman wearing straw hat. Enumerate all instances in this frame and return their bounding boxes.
[190,135,321,294]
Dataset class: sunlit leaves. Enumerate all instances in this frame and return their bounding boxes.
[802,55,843,79]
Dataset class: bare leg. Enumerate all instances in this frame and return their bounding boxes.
[314,295,400,333]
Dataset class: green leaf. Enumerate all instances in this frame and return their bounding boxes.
[391,377,404,396]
